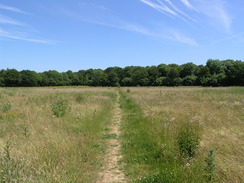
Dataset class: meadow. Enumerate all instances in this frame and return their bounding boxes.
[120,87,243,183]
[0,87,243,182]
[0,87,116,182]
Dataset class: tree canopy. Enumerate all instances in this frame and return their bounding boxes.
[0,59,243,87]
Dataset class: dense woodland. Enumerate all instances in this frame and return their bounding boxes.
[0,59,243,87]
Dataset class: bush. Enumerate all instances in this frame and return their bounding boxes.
[51,98,70,117]
[177,129,200,158]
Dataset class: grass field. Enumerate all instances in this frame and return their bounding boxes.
[0,87,243,182]
[0,87,116,182]
[120,87,244,183]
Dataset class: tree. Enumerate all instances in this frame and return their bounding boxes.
[224,60,244,86]
[206,59,226,75]
[105,67,120,86]
[0,70,5,87]
[196,66,211,86]
[42,70,63,86]
[147,66,160,86]
[90,69,108,86]
[168,68,180,79]
[158,64,170,77]
[155,77,164,86]
[61,72,71,86]
[121,77,133,86]
[20,70,39,87]
[180,62,197,77]
[183,75,197,86]
[66,70,80,85]
[3,69,21,87]
[131,67,149,86]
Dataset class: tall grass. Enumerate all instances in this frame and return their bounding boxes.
[119,91,205,182]
[120,87,244,183]
[0,88,116,182]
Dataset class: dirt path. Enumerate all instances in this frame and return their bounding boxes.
[97,92,127,183]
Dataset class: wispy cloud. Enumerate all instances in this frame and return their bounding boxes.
[0,14,25,26]
[0,3,54,44]
[0,3,29,14]
[180,0,198,12]
[67,1,198,46]
[77,16,198,46]
[164,0,197,22]
[166,29,198,45]
[140,0,197,23]
[196,0,231,33]
[215,32,244,44]
[0,28,54,44]
[140,0,176,18]
[126,24,198,45]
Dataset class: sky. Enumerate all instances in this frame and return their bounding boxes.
[0,0,243,72]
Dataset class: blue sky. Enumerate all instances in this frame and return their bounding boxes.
[0,0,243,72]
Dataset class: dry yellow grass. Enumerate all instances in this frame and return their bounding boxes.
[0,87,116,182]
[1,87,243,182]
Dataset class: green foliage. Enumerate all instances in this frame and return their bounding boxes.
[20,70,39,87]
[131,68,149,86]
[0,59,243,87]
[177,129,200,158]
[0,104,12,113]
[205,150,216,183]
[51,98,70,117]
[0,76,4,87]
[180,62,197,77]
[2,69,21,87]
[103,133,117,139]
[0,142,24,183]
[183,75,197,86]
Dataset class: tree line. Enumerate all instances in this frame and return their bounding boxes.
[0,59,243,87]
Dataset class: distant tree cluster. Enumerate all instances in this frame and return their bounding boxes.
[0,59,243,87]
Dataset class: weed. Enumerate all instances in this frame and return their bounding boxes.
[75,94,85,103]
[22,124,30,137]
[177,129,200,158]
[0,142,24,182]
[0,103,12,113]
[103,133,117,139]
[127,88,130,93]
[205,150,216,183]
[51,98,70,117]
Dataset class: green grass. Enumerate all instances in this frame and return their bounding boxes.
[119,91,206,183]
[120,87,244,183]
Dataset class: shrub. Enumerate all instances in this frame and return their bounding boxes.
[177,129,200,158]
[205,150,216,183]
[51,98,70,117]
